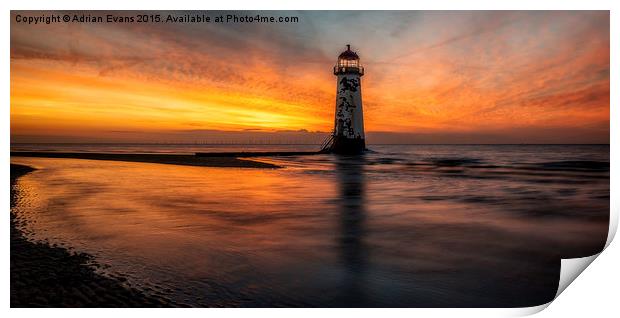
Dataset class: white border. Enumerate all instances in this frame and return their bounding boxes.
[3,1,617,317]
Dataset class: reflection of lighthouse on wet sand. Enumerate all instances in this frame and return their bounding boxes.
[322,45,366,154]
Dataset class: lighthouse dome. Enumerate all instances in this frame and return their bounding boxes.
[338,44,359,60]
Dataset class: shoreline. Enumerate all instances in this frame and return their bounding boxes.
[10,164,175,307]
[10,152,280,168]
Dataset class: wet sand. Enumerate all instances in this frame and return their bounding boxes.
[10,164,175,307]
[10,152,279,168]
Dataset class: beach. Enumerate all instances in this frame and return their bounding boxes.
[9,152,282,307]
[10,152,279,169]
[9,144,610,307]
[11,164,178,307]
[10,152,282,307]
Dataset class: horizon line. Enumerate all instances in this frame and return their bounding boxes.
[10,142,611,146]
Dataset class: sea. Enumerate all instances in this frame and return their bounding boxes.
[10,144,610,307]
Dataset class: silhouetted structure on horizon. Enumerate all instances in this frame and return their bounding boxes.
[321,44,367,155]
[196,45,368,158]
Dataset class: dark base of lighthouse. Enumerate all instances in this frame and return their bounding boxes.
[324,136,366,155]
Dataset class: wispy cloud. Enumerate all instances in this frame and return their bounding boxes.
[10,10,609,143]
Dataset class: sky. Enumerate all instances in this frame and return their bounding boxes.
[10,11,609,144]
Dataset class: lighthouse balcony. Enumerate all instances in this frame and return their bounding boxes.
[333,65,364,75]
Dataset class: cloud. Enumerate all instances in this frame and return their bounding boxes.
[10,11,610,143]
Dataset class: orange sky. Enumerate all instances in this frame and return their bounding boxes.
[10,11,609,143]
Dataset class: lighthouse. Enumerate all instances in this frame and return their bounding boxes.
[322,44,366,154]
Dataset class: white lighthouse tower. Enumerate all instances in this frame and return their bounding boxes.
[322,44,366,154]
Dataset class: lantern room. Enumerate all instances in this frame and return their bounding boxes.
[334,44,364,76]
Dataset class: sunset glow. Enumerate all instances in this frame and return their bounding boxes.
[11,11,609,143]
